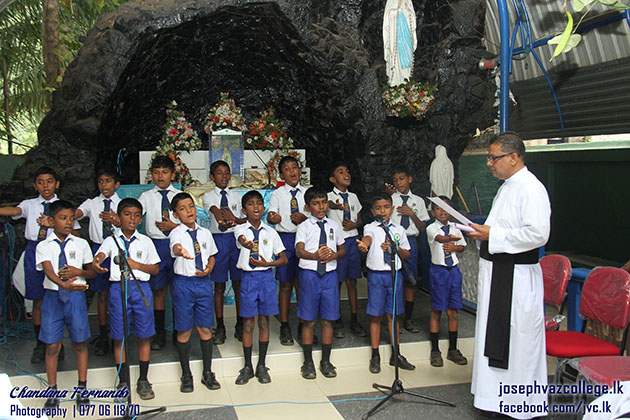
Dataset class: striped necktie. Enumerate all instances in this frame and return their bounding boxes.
[187,229,204,271]
[159,190,172,235]
[441,225,454,266]
[340,192,351,222]
[38,202,50,241]
[317,221,327,276]
[249,226,260,269]
[54,239,70,303]
[121,236,136,280]
[103,199,112,239]
[219,190,228,232]
[400,195,410,229]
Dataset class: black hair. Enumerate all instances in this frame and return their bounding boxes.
[170,192,194,211]
[49,200,74,218]
[431,195,454,211]
[329,161,349,177]
[117,198,143,216]
[304,186,327,206]
[370,193,392,207]
[210,160,231,175]
[241,190,263,208]
[96,168,120,183]
[392,166,409,177]
[33,166,58,183]
[490,131,526,158]
[150,155,175,171]
[279,155,299,172]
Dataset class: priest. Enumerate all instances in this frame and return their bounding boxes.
[468,132,551,418]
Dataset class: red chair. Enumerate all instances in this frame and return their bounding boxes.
[569,356,630,388]
[541,255,572,330]
[546,267,630,383]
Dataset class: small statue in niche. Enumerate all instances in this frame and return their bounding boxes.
[430,145,454,199]
[383,0,417,86]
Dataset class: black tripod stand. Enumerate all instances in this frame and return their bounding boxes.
[110,231,166,419]
[362,218,455,420]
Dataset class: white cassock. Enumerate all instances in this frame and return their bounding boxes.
[471,167,551,419]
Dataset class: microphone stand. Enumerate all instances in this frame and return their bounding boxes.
[110,230,166,419]
[362,219,454,420]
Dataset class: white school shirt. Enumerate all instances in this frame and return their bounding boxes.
[390,190,430,237]
[234,221,286,271]
[267,183,308,233]
[326,187,362,239]
[96,229,160,281]
[363,220,410,271]
[169,223,218,276]
[138,185,181,239]
[13,195,79,241]
[36,232,93,290]
[201,187,242,234]
[426,220,467,266]
[77,193,121,244]
[295,216,344,272]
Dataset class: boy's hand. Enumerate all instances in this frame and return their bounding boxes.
[220,208,238,223]
[126,258,141,271]
[58,265,82,281]
[267,211,282,224]
[380,240,392,254]
[321,250,337,264]
[329,199,343,210]
[100,210,118,224]
[92,259,108,273]
[156,218,178,232]
[384,183,397,195]
[217,219,236,230]
[37,213,53,228]
[239,236,256,250]
[290,212,307,225]
[397,205,414,217]
[447,234,461,242]
[342,219,357,231]
[315,245,333,262]
[174,244,194,260]
[249,255,269,267]
[442,242,459,253]
[195,265,211,277]
[356,239,369,253]
[60,278,89,291]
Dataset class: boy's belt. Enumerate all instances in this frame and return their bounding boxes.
[479,240,539,370]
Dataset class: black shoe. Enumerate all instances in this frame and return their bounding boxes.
[280,325,294,346]
[180,374,194,393]
[234,323,243,342]
[150,331,166,350]
[333,319,345,339]
[430,350,444,367]
[349,320,367,337]
[300,361,316,379]
[116,381,129,392]
[213,326,226,345]
[201,371,221,390]
[57,344,65,362]
[255,365,271,384]
[475,408,510,418]
[31,343,45,364]
[369,356,381,374]
[44,397,59,408]
[403,319,420,333]
[235,366,255,385]
[319,360,337,378]
[447,349,468,365]
[75,388,90,406]
[389,353,415,370]
[94,335,108,356]
[136,380,155,400]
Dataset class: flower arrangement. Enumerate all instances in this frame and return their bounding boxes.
[204,92,245,134]
[382,81,437,120]
[146,101,201,188]
[245,107,294,150]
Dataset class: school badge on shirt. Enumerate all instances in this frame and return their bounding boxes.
[136,251,143,259]
[201,242,207,250]
[231,204,237,212]
[329,228,334,241]
[263,239,268,246]
[394,233,401,242]
[69,251,76,260]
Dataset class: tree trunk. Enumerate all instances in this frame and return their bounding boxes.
[2,58,12,155]
[41,0,60,109]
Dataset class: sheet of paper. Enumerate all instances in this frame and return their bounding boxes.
[427,196,473,226]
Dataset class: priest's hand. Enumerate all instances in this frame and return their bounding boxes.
[468,223,490,241]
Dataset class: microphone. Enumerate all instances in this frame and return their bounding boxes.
[374,214,384,224]
[113,255,123,265]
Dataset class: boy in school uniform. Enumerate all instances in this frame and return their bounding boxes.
[76,168,121,356]
[93,198,160,400]
[357,193,416,374]
[386,167,430,333]
[138,155,181,350]
[326,162,367,338]
[202,160,245,345]
[233,191,288,385]
[35,200,94,408]
[295,186,345,379]
[170,192,221,392]
[267,156,309,345]
[0,166,74,364]
[426,197,468,367]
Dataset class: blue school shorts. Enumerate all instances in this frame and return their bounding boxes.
[90,242,111,293]
[150,238,173,290]
[25,240,45,300]
[172,275,214,331]
[429,264,463,311]
[402,236,418,285]
[211,232,242,283]
[275,232,299,283]
[297,269,339,322]
[336,236,362,282]
[108,281,155,340]
[366,270,404,317]
[239,269,279,318]
[40,289,90,344]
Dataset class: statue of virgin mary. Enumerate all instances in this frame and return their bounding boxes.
[383,0,417,86]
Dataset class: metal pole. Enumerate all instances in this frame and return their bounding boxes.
[497,0,511,132]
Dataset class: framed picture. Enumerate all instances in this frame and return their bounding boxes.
[209,129,244,179]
